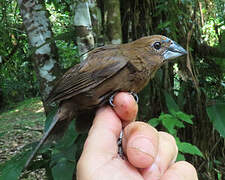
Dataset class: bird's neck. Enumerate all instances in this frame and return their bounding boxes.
[121,43,164,71]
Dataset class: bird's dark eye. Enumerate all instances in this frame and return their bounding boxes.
[153,42,161,50]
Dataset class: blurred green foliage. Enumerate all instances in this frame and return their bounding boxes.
[207,103,225,138]
[149,92,203,161]
[0,1,79,108]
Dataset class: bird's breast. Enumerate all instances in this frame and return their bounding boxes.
[129,68,151,93]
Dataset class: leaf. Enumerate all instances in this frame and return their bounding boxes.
[52,159,75,180]
[176,153,186,161]
[0,150,31,180]
[177,142,204,157]
[175,111,193,124]
[50,121,79,180]
[164,92,180,114]
[148,118,160,127]
[206,103,225,138]
[0,132,6,138]
[160,114,184,135]
[54,120,78,152]
[51,142,77,180]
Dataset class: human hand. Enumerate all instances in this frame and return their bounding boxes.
[77,92,198,180]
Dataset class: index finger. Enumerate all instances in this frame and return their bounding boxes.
[113,92,138,127]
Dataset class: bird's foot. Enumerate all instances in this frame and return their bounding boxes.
[109,93,116,107]
[129,92,139,104]
[109,92,139,107]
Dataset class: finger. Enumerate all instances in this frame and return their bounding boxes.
[113,92,138,127]
[79,92,138,163]
[77,107,122,179]
[140,132,178,179]
[160,161,198,180]
[83,106,122,157]
[122,122,159,168]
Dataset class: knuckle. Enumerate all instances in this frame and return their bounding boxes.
[159,131,178,155]
[175,161,198,179]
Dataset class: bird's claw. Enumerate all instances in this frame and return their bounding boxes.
[129,92,139,104]
[109,94,116,107]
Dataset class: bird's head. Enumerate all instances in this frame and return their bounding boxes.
[125,35,187,63]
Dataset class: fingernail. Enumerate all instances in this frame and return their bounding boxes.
[129,136,156,158]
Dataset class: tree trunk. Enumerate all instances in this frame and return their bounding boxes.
[73,0,95,61]
[89,0,104,46]
[18,0,62,114]
[103,0,122,44]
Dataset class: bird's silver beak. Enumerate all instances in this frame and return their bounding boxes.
[163,39,187,60]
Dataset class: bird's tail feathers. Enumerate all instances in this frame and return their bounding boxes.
[24,113,60,169]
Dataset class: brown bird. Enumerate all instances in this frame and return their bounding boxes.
[25,35,187,168]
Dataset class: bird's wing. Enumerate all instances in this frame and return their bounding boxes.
[46,46,128,103]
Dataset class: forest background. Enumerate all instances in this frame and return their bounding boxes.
[0,0,224,179]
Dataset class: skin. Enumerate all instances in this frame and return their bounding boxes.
[77,92,198,180]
